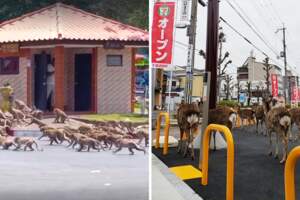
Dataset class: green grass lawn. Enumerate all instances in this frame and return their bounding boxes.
[81,113,148,123]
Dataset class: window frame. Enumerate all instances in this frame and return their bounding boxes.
[106,55,123,67]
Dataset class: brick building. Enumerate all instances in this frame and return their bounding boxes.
[0,3,148,114]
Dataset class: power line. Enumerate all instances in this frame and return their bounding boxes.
[225,0,280,58]
[220,16,300,77]
[220,17,268,57]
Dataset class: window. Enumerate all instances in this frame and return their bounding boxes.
[107,55,123,67]
[0,57,19,75]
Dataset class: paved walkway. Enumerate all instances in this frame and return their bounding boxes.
[152,155,203,200]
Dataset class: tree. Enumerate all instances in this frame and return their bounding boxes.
[199,29,232,102]
[262,57,273,94]
[223,75,233,100]
[246,81,252,106]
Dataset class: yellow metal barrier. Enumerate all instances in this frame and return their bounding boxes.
[200,124,234,200]
[284,146,300,200]
[155,112,170,155]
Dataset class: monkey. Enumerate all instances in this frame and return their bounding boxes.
[0,135,15,150]
[9,108,26,123]
[13,137,43,151]
[38,126,56,140]
[30,110,43,120]
[113,138,146,155]
[76,136,104,152]
[65,132,88,148]
[78,125,93,134]
[0,109,7,119]
[53,108,69,123]
[42,129,70,145]
[27,117,47,128]
[14,99,32,113]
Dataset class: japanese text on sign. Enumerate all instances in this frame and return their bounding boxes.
[151,2,175,67]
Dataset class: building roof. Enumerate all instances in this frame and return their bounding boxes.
[0,3,148,43]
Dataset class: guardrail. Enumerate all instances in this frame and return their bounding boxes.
[155,112,170,155]
[284,146,300,200]
[200,124,235,200]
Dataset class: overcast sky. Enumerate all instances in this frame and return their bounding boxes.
[151,0,300,77]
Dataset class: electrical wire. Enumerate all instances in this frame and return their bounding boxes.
[225,0,280,58]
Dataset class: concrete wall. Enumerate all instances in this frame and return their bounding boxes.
[97,47,132,113]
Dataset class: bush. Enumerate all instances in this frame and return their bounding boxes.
[218,100,239,108]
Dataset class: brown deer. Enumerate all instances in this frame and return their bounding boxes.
[177,102,200,160]
[263,95,291,163]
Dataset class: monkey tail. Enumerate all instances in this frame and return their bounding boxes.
[33,141,44,151]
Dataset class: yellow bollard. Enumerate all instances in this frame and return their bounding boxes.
[155,112,170,155]
[284,146,300,200]
[200,124,235,200]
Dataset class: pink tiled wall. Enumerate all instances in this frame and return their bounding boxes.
[0,57,28,103]
[64,48,92,111]
[0,47,133,114]
[97,47,132,114]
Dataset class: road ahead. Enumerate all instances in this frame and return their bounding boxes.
[0,139,148,200]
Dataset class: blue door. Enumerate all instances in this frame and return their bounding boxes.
[74,54,92,111]
[34,52,51,111]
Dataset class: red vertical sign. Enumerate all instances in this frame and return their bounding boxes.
[151,2,175,67]
[271,74,278,97]
[298,88,300,102]
[291,86,298,103]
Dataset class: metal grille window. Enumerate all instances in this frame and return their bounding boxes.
[107,55,123,67]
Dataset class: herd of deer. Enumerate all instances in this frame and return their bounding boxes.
[0,100,148,155]
[177,94,300,164]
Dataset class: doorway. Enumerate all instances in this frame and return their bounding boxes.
[34,52,51,111]
[74,54,92,111]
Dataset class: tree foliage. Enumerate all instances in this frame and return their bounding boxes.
[0,0,148,29]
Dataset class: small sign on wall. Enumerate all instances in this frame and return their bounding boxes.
[0,43,19,53]
[104,41,124,49]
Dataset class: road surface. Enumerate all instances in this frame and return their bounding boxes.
[0,139,148,200]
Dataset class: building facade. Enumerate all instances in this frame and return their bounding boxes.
[0,3,148,114]
[237,55,284,95]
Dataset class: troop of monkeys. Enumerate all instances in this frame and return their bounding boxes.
[177,93,299,164]
[0,99,148,155]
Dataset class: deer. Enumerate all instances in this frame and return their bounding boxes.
[263,94,291,164]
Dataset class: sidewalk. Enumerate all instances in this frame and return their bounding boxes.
[152,155,203,200]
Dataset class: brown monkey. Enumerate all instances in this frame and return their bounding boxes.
[113,138,146,155]
[76,136,104,152]
[30,110,43,120]
[14,99,32,113]
[53,108,69,123]
[9,108,26,122]
[42,129,70,145]
[13,137,43,151]
[0,135,15,150]
[78,125,93,134]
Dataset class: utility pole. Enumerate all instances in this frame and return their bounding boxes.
[205,0,219,109]
[184,0,198,104]
[276,25,288,103]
